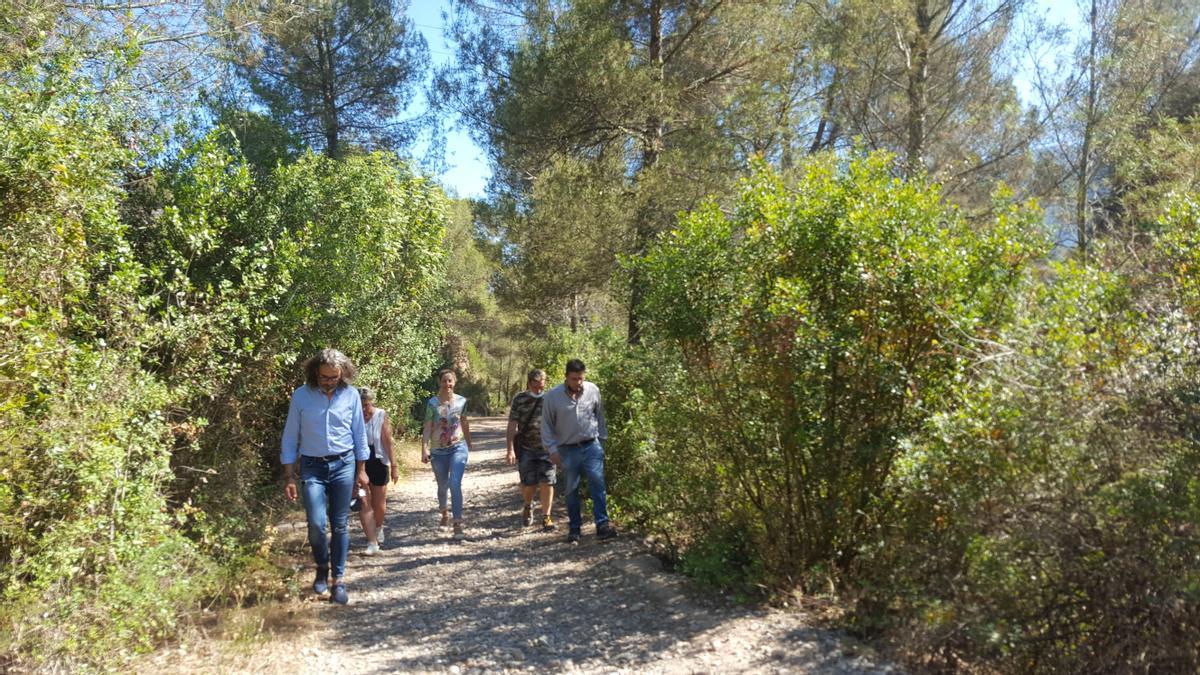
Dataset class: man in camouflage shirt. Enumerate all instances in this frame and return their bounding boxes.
[506,368,556,530]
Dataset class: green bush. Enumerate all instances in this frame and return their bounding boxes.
[124,132,447,556]
[616,154,1041,592]
[612,157,1200,670]
[0,40,448,668]
[527,324,626,381]
[0,49,219,666]
[855,205,1200,672]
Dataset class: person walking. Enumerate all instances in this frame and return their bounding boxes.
[541,359,617,544]
[356,386,398,555]
[281,348,369,605]
[505,368,555,531]
[421,369,475,537]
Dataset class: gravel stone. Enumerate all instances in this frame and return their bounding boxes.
[137,418,900,674]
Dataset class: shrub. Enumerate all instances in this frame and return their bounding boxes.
[0,49,218,666]
[853,200,1200,672]
[134,137,447,555]
[0,45,448,668]
[617,154,1042,592]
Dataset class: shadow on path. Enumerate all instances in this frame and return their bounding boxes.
[307,417,897,674]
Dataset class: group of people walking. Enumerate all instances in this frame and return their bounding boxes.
[281,348,616,605]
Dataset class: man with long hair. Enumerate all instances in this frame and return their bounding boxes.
[281,348,369,605]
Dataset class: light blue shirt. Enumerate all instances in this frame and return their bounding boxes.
[541,381,607,454]
[280,384,369,465]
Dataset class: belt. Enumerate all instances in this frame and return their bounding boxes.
[558,438,596,449]
[305,449,353,462]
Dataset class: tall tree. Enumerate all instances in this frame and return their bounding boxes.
[818,0,1038,207]
[438,0,814,341]
[218,0,429,157]
[1030,0,1200,255]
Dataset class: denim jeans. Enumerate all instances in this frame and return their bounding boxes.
[559,439,609,534]
[300,452,355,579]
[430,442,468,520]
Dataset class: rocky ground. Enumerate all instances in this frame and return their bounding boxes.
[142,417,900,674]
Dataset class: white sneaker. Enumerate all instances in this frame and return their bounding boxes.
[376,525,385,544]
[364,542,380,556]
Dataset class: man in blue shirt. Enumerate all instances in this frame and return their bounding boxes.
[281,348,369,605]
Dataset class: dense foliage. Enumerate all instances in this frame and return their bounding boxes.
[608,154,1038,582]
[0,39,447,667]
[598,155,1200,673]
[0,51,212,666]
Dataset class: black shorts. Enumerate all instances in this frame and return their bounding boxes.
[518,451,556,486]
[365,458,389,486]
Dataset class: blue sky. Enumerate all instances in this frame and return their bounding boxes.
[411,1,491,198]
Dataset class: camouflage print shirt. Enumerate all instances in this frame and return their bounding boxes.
[508,391,545,456]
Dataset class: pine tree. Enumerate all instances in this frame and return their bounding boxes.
[220,0,429,157]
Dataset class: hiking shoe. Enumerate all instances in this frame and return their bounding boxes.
[453,521,465,539]
[364,542,380,556]
[596,524,618,541]
[522,504,534,526]
[541,515,555,532]
[566,531,581,544]
[313,569,329,595]
[439,512,450,528]
[376,525,385,544]
[330,583,349,605]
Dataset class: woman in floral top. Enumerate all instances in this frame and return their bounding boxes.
[421,369,474,536]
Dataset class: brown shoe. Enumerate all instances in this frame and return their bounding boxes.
[522,504,534,527]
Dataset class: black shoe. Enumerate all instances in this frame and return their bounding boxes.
[330,583,349,605]
[566,531,581,544]
[596,524,618,541]
[313,568,329,595]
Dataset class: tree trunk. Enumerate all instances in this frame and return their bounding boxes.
[316,24,340,157]
[1076,0,1100,258]
[904,0,932,176]
[628,0,664,345]
[810,68,841,155]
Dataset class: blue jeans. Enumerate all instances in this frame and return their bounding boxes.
[430,442,468,520]
[300,453,355,579]
[559,439,609,534]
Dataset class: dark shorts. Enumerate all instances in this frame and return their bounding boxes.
[365,458,389,486]
[518,451,556,486]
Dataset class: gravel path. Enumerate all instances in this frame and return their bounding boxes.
[145,417,899,674]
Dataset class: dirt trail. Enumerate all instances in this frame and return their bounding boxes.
[143,417,899,674]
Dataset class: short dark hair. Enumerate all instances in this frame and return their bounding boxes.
[437,368,457,382]
[304,348,356,388]
[527,368,546,384]
[565,359,586,375]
